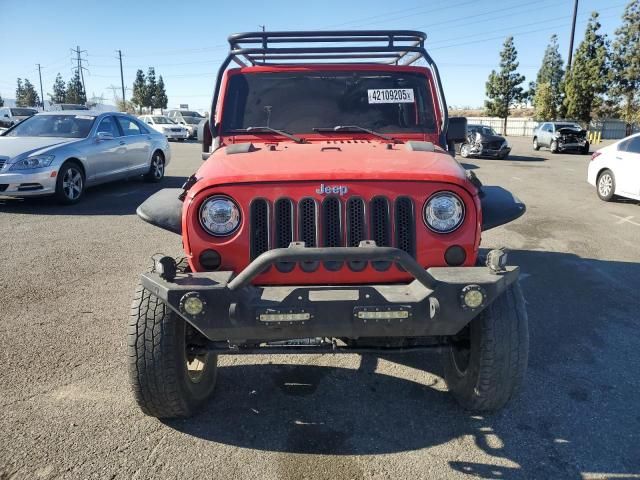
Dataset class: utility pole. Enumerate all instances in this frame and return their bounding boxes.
[36,63,44,110]
[567,0,579,70]
[117,50,125,103]
[71,45,88,97]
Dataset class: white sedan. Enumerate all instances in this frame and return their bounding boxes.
[588,133,640,201]
[139,115,188,141]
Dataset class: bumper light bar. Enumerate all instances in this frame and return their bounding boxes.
[354,306,412,320]
[258,311,311,323]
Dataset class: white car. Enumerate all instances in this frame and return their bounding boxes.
[139,115,188,141]
[588,133,640,201]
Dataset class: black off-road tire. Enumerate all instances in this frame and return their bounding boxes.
[128,283,218,418]
[442,281,529,411]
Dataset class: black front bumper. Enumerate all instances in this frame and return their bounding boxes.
[140,245,519,345]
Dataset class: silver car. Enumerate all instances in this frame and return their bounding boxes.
[0,111,170,204]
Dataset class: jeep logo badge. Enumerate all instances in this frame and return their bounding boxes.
[316,184,348,196]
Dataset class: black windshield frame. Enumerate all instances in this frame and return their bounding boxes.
[221,70,436,136]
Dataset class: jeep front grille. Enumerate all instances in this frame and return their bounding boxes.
[249,196,416,271]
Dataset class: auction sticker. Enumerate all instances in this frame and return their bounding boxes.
[367,88,414,104]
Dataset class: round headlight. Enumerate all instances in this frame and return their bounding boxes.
[424,192,465,233]
[199,196,241,236]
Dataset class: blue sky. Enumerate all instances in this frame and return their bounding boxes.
[0,0,629,110]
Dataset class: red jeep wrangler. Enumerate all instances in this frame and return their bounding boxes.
[131,31,528,418]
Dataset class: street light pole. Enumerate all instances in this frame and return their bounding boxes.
[567,0,579,70]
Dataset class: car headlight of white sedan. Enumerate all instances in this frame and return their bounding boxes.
[9,155,55,170]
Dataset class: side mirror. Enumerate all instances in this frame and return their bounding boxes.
[446,117,468,143]
[96,131,114,141]
[3,114,9,118]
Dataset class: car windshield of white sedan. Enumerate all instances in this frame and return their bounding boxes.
[152,116,175,124]
[5,114,95,138]
[183,117,201,124]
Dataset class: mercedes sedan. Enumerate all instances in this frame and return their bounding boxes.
[0,111,170,204]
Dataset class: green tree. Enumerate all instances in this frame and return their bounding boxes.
[65,70,87,104]
[484,37,525,134]
[532,35,564,120]
[610,0,640,124]
[145,67,157,111]
[49,73,66,104]
[131,69,146,113]
[0,93,4,107]
[154,75,168,113]
[15,78,25,106]
[563,12,609,124]
[16,79,40,107]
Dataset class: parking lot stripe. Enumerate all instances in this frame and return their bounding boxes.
[611,214,640,227]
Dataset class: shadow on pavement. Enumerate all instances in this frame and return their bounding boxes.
[0,175,186,215]
[167,249,640,478]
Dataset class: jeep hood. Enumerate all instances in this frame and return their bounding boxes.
[194,142,469,193]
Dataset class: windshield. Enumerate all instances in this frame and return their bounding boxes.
[5,114,95,138]
[556,123,581,130]
[10,108,37,116]
[221,70,436,135]
[470,126,497,136]
[179,110,203,118]
[183,117,201,124]
[152,116,175,124]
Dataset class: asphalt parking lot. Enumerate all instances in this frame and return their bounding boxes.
[1,137,639,480]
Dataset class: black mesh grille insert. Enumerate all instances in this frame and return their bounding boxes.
[322,197,342,247]
[370,196,391,247]
[298,198,317,247]
[274,198,293,248]
[346,197,366,247]
[395,197,415,257]
[250,199,269,260]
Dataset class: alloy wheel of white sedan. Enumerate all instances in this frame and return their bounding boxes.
[597,170,615,201]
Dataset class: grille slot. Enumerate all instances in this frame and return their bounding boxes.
[370,196,391,271]
[298,198,319,272]
[347,197,367,271]
[274,198,294,248]
[322,196,343,271]
[249,199,269,261]
[395,197,415,257]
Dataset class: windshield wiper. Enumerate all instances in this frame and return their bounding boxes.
[230,126,304,143]
[312,125,397,142]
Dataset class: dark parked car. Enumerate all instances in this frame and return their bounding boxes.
[532,121,589,154]
[458,124,510,159]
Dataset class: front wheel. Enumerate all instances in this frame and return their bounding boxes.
[128,283,218,418]
[581,142,590,155]
[460,144,471,158]
[532,137,540,150]
[597,169,615,201]
[550,140,558,153]
[55,162,85,204]
[442,281,529,411]
[144,151,165,183]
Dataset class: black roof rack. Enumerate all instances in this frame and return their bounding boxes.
[227,30,428,66]
[208,30,449,145]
